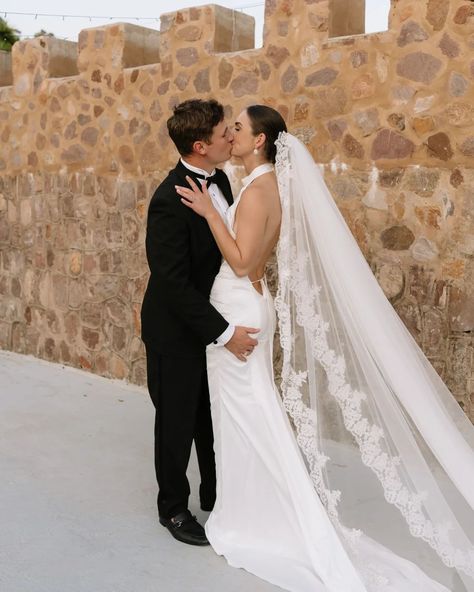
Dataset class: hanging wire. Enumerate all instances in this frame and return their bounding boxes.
[18,34,70,40]
[1,5,264,21]
[3,4,265,44]
[1,6,262,31]
[2,11,160,21]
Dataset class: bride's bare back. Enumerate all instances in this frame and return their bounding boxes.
[233,171,281,293]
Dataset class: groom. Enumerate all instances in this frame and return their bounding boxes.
[141,99,259,546]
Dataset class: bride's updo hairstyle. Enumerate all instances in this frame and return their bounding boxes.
[246,105,287,164]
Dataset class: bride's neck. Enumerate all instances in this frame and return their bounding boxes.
[241,154,270,176]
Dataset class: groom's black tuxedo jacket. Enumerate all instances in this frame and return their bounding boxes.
[141,160,233,357]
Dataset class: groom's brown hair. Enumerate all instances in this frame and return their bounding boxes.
[167,99,225,156]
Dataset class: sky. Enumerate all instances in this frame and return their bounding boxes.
[4,1,391,48]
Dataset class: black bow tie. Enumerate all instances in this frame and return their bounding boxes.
[195,173,219,189]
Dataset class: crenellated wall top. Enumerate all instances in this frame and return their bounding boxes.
[0,0,473,175]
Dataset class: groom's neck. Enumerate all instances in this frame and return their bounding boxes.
[181,154,215,175]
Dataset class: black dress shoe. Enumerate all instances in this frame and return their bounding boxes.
[159,510,209,546]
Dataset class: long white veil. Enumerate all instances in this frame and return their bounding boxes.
[274,132,474,591]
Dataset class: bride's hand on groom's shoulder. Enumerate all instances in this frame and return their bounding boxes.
[176,176,215,219]
[225,326,260,362]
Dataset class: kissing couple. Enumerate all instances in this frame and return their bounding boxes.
[141,99,474,592]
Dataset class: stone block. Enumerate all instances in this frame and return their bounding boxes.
[459,137,474,157]
[85,274,121,303]
[111,325,127,353]
[445,102,474,128]
[439,33,460,58]
[396,52,442,85]
[104,297,130,327]
[11,321,26,353]
[394,298,422,342]
[109,353,128,380]
[131,358,147,386]
[427,132,453,161]
[422,308,448,357]
[449,72,468,97]
[160,4,254,64]
[410,237,439,262]
[230,72,259,98]
[381,225,415,250]
[213,6,255,53]
[352,74,375,100]
[388,113,406,132]
[78,23,160,74]
[329,0,365,38]
[375,263,405,301]
[0,50,12,87]
[403,167,440,197]
[449,288,474,332]
[426,0,449,31]
[371,129,415,160]
[266,45,290,69]
[350,50,367,68]
[305,67,338,87]
[353,108,380,137]
[52,274,68,310]
[12,37,78,95]
[397,21,429,47]
[82,326,100,351]
[0,320,11,348]
[312,87,347,117]
[447,336,473,393]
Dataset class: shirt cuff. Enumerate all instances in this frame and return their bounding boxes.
[214,324,235,346]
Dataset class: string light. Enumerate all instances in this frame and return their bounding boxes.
[18,34,70,40]
[3,5,265,45]
[3,11,160,21]
[1,5,264,22]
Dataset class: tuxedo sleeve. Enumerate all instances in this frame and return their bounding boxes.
[146,196,229,345]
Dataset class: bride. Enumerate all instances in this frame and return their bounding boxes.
[175,105,474,592]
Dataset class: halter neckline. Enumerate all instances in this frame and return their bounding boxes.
[241,163,274,191]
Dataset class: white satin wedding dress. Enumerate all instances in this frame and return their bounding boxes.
[204,136,474,592]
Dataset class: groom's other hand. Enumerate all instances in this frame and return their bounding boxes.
[225,326,259,362]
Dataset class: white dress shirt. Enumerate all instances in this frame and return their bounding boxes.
[180,158,235,346]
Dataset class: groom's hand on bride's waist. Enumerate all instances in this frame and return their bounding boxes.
[225,326,260,362]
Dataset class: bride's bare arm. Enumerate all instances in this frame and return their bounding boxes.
[176,177,268,277]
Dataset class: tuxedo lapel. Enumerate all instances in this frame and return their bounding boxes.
[174,160,202,188]
[172,161,219,243]
[216,169,234,207]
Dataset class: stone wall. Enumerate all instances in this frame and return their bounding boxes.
[0,0,473,419]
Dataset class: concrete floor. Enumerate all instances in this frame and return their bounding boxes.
[0,350,281,592]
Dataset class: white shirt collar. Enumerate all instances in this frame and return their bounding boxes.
[180,158,216,178]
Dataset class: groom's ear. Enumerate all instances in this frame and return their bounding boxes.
[192,140,208,156]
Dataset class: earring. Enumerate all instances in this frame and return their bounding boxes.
[253,148,259,155]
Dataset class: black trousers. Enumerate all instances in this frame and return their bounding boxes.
[144,344,217,519]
